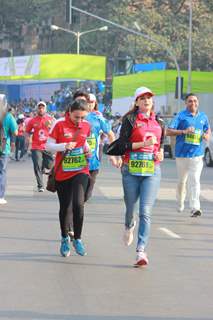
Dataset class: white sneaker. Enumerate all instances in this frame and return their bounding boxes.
[177,204,184,212]
[0,198,7,205]
[123,221,136,246]
[135,251,149,267]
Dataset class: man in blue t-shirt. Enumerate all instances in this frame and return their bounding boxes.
[167,93,211,217]
[0,95,18,204]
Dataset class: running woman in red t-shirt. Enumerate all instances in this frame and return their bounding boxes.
[109,87,165,267]
[46,99,90,257]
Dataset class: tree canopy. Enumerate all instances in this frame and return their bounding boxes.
[0,0,212,70]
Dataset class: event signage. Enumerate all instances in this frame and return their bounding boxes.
[0,55,40,76]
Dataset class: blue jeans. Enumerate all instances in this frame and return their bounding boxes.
[0,154,9,198]
[121,164,161,251]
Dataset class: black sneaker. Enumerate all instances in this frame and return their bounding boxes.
[190,209,202,217]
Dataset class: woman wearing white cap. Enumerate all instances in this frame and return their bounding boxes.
[109,87,165,267]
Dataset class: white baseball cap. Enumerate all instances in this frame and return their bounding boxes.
[18,114,25,120]
[88,93,96,102]
[37,101,47,109]
[134,87,154,100]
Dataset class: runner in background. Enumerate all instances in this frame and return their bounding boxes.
[167,93,211,217]
[15,114,26,161]
[24,111,34,156]
[0,95,18,205]
[84,93,115,201]
[25,101,54,192]
[73,91,116,201]
[8,107,16,160]
[112,112,122,139]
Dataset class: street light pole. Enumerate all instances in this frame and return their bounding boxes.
[51,25,108,55]
[70,5,182,110]
[76,32,80,54]
[187,0,192,93]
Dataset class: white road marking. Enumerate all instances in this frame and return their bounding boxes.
[159,227,182,239]
[99,186,213,202]
[200,188,213,202]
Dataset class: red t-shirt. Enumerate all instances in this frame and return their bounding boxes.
[49,115,91,181]
[17,122,25,136]
[123,112,162,164]
[26,114,53,150]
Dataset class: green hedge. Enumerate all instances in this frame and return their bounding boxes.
[113,70,213,98]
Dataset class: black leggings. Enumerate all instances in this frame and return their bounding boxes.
[84,169,99,202]
[56,173,89,239]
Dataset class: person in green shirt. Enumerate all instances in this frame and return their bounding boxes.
[0,94,18,204]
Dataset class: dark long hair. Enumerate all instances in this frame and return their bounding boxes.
[93,101,98,111]
[67,99,88,113]
[127,102,139,115]
[73,90,89,101]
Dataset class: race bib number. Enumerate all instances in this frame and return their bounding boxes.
[129,152,154,176]
[62,147,87,172]
[185,129,201,145]
[87,134,96,152]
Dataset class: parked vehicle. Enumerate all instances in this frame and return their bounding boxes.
[204,131,213,167]
[160,115,175,159]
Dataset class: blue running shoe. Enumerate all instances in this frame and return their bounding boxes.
[60,236,71,257]
[73,239,86,256]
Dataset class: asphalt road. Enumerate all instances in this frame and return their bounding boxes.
[0,156,213,320]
